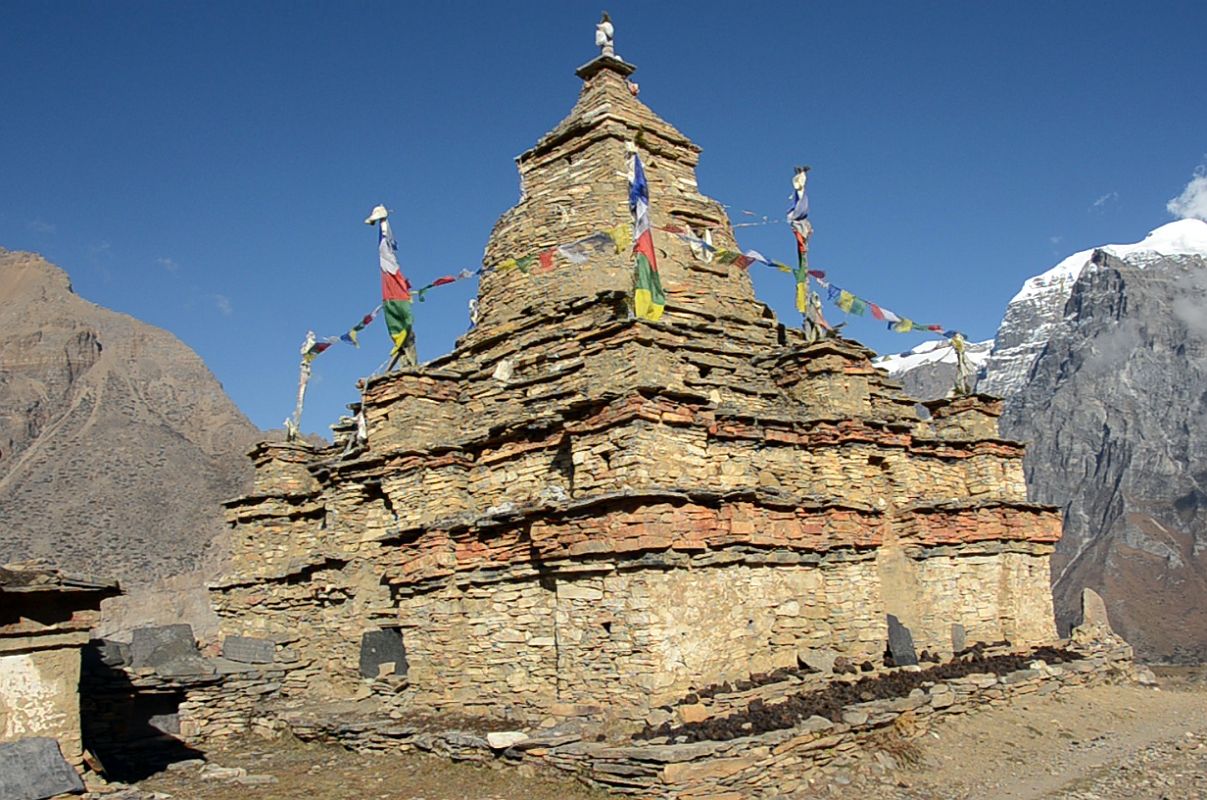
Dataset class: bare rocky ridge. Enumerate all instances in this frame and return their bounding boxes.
[999,247,1207,662]
[0,247,259,586]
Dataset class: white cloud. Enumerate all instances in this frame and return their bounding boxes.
[157,257,179,272]
[1091,191,1118,211]
[1172,270,1207,339]
[89,241,112,258]
[27,219,55,234]
[1167,167,1207,221]
[212,294,233,316]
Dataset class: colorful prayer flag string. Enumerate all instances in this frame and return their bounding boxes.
[628,147,666,321]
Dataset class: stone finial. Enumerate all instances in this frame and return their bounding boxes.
[595,12,615,57]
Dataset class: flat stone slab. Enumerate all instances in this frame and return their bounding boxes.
[131,624,198,668]
[887,614,918,666]
[951,622,967,653]
[154,656,216,679]
[222,635,275,664]
[486,731,529,749]
[0,737,85,800]
[359,629,408,679]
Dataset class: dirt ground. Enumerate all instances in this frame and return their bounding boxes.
[107,670,1207,800]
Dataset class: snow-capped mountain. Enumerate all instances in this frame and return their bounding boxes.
[990,217,1207,660]
[980,219,1207,397]
[874,338,993,401]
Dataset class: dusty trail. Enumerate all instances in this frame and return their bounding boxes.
[107,673,1207,800]
[823,676,1207,800]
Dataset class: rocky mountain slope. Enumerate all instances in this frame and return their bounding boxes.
[874,338,992,401]
[0,247,259,585]
[981,220,1207,398]
[997,230,1207,661]
[881,220,1207,660]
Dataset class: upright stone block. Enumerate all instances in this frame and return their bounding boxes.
[0,738,84,800]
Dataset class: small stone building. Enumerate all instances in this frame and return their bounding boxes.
[0,563,119,766]
[211,44,1061,727]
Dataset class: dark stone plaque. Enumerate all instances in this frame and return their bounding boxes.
[222,635,275,664]
[0,737,85,800]
[886,614,918,666]
[359,629,408,679]
[131,624,198,668]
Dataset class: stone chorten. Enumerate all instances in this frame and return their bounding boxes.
[212,35,1060,727]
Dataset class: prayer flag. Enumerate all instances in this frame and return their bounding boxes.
[787,170,810,223]
[628,151,666,321]
[583,232,615,252]
[339,307,381,347]
[787,168,814,314]
[687,229,715,262]
[538,249,555,272]
[891,318,915,333]
[303,340,333,363]
[557,242,590,264]
[868,303,885,321]
[378,219,413,356]
[837,290,855,313]
[609,223,633,255]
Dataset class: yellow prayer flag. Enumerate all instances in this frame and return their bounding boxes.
[609,224,633,254]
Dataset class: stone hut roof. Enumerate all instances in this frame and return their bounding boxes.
[0,561,119,595]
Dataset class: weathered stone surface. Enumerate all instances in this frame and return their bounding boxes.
[93,639,131,668]
[0,737,84,800]
[1079,587,1112,631]
[222,636,275,664]
[131,624,198,669]
[486,731,529,749]
[797,648,838,674]
[951,623,967,653]
[886,614,918,666]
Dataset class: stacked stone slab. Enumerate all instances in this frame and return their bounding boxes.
[211,47,1060,728]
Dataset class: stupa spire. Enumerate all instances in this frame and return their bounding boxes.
[473,14,758,332]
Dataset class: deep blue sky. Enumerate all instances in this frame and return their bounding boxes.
[3,2,1205,435]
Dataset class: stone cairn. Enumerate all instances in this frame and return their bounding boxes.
[152,23,1137,800]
